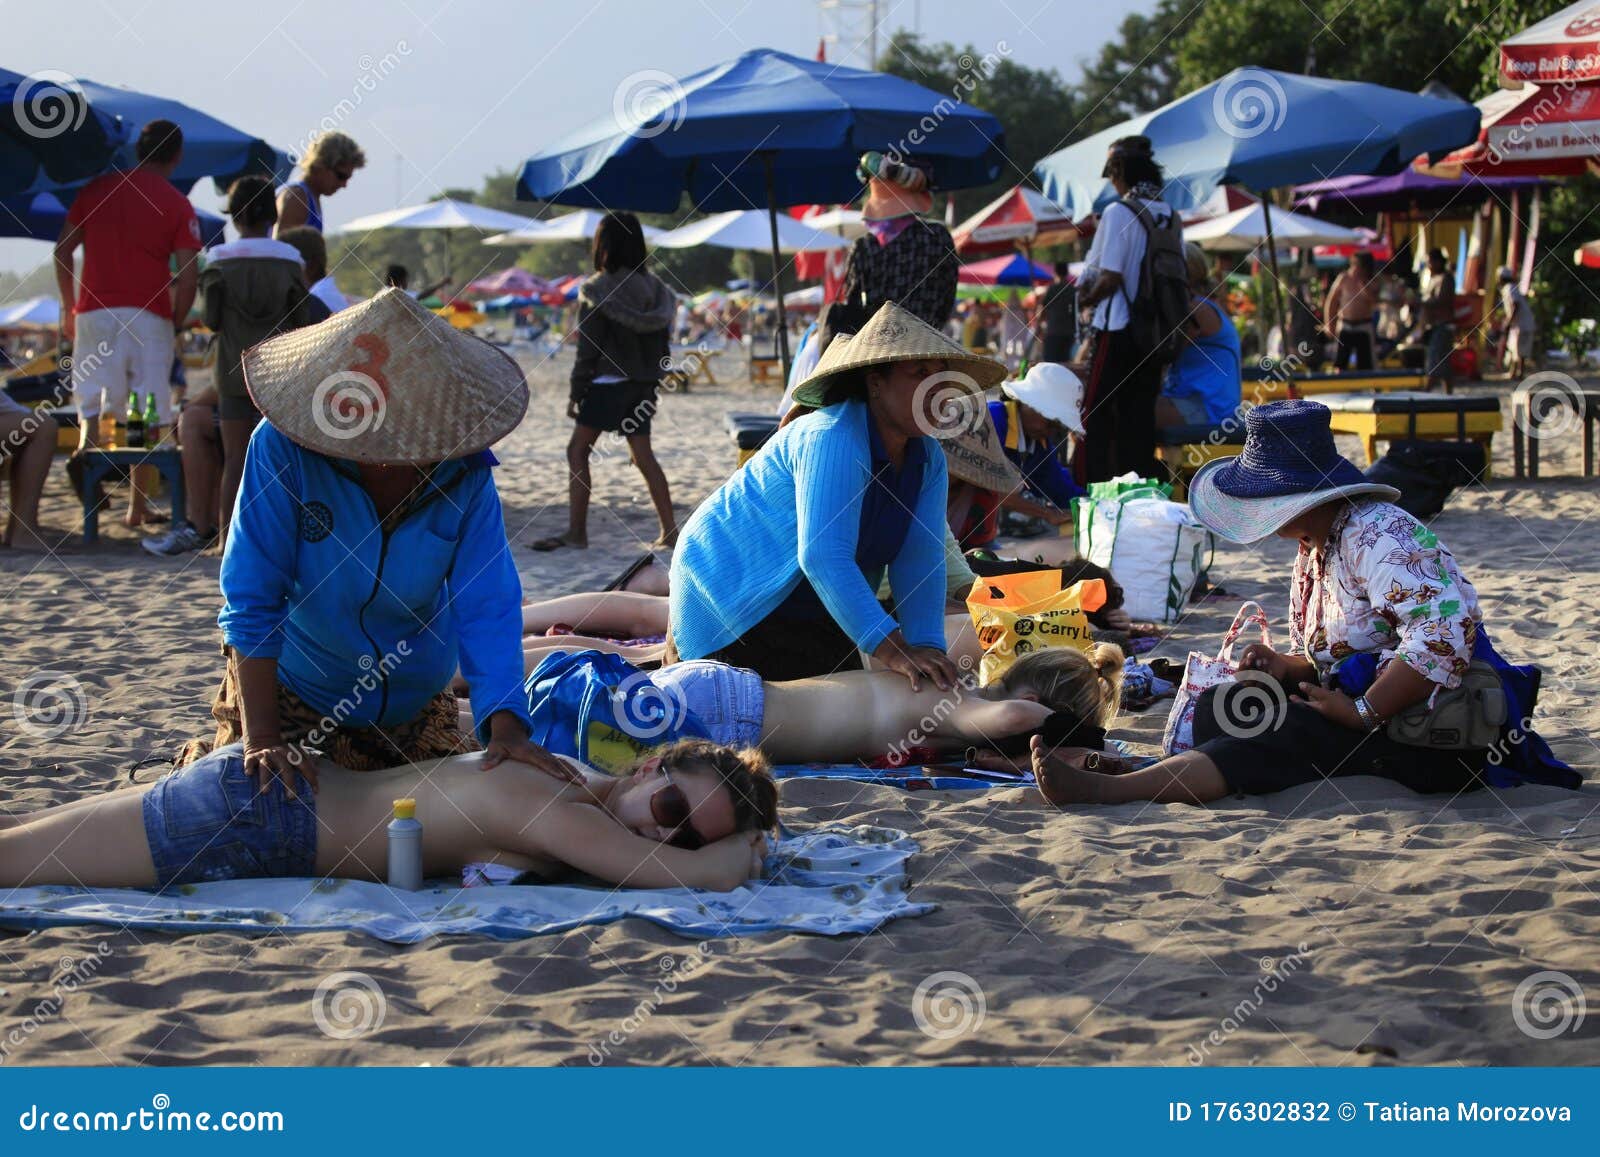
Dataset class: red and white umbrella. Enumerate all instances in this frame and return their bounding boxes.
[952,186,1082,255]
[1574,239,1600,268]
[1500,1,1600,87]
[1428,83,1600,177]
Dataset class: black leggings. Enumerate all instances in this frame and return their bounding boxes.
[1083,326,1162,483]
[1192,685,1486,797]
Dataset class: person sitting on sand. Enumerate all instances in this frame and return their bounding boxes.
[184,288,567,788]
[1028,400,1577,806]
[0,387,57,550]
[0,739,774,894]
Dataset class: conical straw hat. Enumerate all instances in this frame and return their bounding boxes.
[941,396,1024,493]
[791,300,1006,409]
[242,287,529,464]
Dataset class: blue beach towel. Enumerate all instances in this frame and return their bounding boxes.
[0,826,932,945]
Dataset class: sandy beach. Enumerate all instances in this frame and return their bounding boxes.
[2,349,1598,1067]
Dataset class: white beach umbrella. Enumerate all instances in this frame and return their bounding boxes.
[338,197,539,234]
[1184,203,1362,252]
[651,210,853,253]
[482,208,664,246]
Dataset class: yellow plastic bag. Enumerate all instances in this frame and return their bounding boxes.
[966,572,1106,686]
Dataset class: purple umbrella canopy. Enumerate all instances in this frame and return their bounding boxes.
[1292,168,1544,214]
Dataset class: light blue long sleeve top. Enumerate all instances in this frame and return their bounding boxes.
[218,422,532,741]
[669,399,949,659]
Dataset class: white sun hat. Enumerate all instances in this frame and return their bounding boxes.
[242,287,529,464]
[1002,361,1085,435]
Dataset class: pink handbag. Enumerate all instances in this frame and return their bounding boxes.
[1161,601,1273,756]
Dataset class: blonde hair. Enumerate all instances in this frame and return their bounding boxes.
[996,644,1124,728]
[306,131,366,173]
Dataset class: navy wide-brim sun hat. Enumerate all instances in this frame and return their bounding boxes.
[1189,400,1399,544]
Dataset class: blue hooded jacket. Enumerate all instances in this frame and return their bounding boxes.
[219,422,531,741]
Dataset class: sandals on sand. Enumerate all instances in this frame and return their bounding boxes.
[529,536,584,552]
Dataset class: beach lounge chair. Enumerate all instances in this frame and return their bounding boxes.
[724,410,780,467]
[1317,390,1503,475]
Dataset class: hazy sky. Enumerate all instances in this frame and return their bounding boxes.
[3,0,1146,276]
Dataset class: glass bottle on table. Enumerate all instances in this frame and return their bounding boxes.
[144,393,161,446]
[124,391,145,449]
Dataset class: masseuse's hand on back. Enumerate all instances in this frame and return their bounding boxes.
[871,629,958,693]
[481,710,579,781]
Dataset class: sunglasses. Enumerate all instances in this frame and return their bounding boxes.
[649,766,705,850]
[332,167,355,184]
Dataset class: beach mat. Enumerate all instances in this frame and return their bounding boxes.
[0,825,932,945]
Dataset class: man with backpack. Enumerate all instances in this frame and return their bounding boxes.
[1075,136,1189,482]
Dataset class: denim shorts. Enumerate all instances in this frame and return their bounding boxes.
[651,660,765,748]
[141,743,318,889]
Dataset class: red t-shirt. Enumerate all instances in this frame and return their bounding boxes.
[66,169,201,320]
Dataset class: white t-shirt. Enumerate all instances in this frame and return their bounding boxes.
[310,276,348,313]
[206,237,305,264]
[1082,196,1172,332]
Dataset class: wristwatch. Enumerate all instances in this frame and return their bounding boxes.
[1353,695,1384,732]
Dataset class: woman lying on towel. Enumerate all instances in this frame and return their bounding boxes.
[0,739,775,894]
[1028,402,1577,806]
[507,643,1123,769]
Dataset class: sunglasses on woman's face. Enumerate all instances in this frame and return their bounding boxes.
[649,766,705,850]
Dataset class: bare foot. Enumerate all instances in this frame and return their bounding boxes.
[650,527,679,550]
[1031,738,1114,805]
[529,533,586,552]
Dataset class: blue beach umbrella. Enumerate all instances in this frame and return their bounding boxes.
[0,189,226,246]
[0,68,288,199]
[517,47,1008,368]
[0,68,124,195]
[1034,68,1479,328]
[1034,68,1481,218]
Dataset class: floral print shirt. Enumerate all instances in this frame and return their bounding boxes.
[1289,500,1481,690]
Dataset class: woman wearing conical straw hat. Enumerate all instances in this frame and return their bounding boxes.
[184,289,570,793]
[668,301,1006,687]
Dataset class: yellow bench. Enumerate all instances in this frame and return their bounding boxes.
[1242,369,1428,404]
[1317,391,1502,475]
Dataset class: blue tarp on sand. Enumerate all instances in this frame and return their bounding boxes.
[0,825,931,945]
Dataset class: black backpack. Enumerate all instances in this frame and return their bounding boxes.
[1364,407,1487,519]
[1118,197,1190,366]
